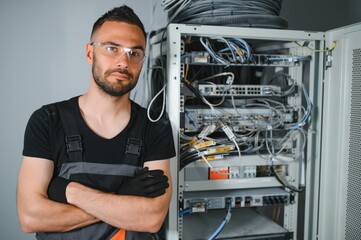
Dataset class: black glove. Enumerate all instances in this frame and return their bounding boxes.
[47,176,71,204]
[117,167,169,198]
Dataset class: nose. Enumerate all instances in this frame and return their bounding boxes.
[115,52,130,68]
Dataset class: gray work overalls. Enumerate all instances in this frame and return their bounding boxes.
[36,100,154,240]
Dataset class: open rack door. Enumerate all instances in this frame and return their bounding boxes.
[319,22,361,240]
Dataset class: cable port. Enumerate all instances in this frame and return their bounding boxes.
[188,199,209,213]
[225,197,232,206]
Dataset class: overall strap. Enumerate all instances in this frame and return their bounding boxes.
[123,104,148,166]
[56,100,83,163]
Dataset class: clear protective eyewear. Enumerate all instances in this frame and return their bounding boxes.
[90,41,145,63]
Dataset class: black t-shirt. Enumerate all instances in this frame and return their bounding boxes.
[23,96,176,191]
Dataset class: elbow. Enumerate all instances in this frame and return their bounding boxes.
[17,204,42,233]
[146,217,165,233]
[19,215,36,234]
[147,191,172,233]
[146,204,170,233]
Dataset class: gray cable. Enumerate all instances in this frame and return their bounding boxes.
[162,0,287,29]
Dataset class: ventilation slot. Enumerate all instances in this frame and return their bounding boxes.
[345,48,361,239]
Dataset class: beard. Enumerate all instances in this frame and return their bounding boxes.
[92,56,139,97]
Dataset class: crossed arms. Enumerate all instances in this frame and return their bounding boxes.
[17,156,172,233]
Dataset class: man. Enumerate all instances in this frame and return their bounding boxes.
[17,5,175,240]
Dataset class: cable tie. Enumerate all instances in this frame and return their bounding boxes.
[198,155,224,162]
[195,140,216,149]
[188,137,198,147]
[222,124,236,141]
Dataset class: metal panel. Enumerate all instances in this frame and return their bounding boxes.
[165,25,182,240]
[319,22,361,240]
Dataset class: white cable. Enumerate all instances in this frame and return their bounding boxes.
[196,72,235,84]
[147,83,167,122]
[201,81,226,106]
[285,84,312,130]
[200,37,230,65]
[196,148,214,169]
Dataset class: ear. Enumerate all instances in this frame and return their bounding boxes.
[86,43,93,64]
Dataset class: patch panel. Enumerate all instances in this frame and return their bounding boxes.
[181,51,311,67]
[184,165,289,182]
[183,188,291,211]
[198,84,282,97]
[184,107,295,132]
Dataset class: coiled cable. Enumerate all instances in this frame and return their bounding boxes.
[162,0,288,29]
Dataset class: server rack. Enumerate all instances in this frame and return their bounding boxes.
[147,23,361,240]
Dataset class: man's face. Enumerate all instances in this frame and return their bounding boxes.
[88,21,146,97]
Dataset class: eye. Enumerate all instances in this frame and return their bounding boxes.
[105,45,119,53]
[131,49,144,58]
[130,50,140,57]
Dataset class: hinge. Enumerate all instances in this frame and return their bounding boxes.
[325,50,333,70]
[325,41,337,70]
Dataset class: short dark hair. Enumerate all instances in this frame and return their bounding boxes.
[91,5,146,39]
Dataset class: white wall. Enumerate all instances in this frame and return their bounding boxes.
[1,0,360,239]
[0,1,165,239]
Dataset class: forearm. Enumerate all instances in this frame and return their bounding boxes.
[66,181,172,233]
[17,157,99,233]
[17,193,99,233]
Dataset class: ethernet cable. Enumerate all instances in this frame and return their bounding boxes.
[183,72,218,117]
[194,72,234,106]
[230,42,248,63]
[210,37,253,63]
[207,198,232,240]
[180,131,197,141]
[232,125,257,138]
[180,139,236,169]
[270,163,304,193]
[147,83,167,122]
[198,81,227,106]
[230,38,253,61]
[254,99,287,127]
[145,55,167,122]
[243,102,284,129]
[254,131,278,162]
[185,110,196,127]
[195,72,235,84]
[261,127,306,163]
[180,150,217,169]
[266,128,300,157]
[228,97,287,130]
[211,36,237,62]
[265,128,305,193]
[220,122,242,161]
[286,84,312,130]
[267,72,297,96]
[200,37,230,65]
[178,208,192,217]
[199,37,254,64]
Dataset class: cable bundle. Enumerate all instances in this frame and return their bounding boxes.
[161,0,288,29]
